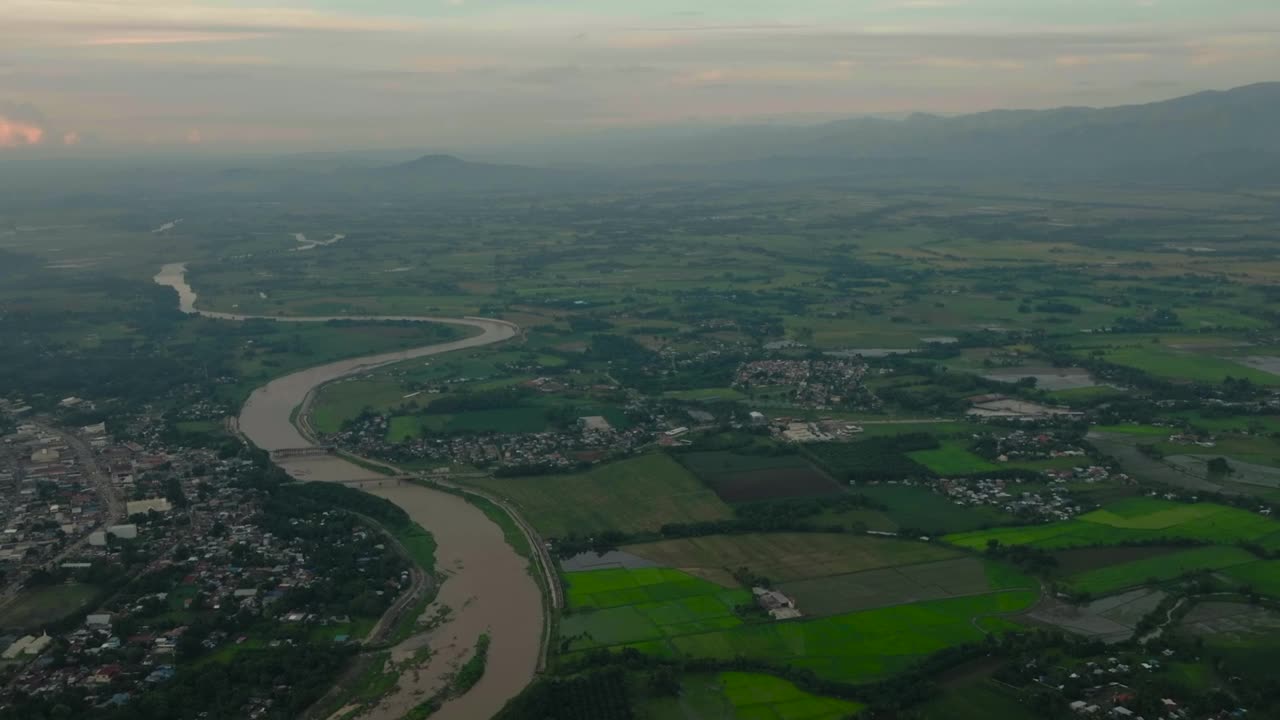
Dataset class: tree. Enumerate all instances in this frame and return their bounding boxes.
[1207,457,1233,476]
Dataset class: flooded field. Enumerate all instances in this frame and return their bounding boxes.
[154,263,540,720]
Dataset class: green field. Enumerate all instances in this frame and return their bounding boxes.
[663,388,748,402]
[946,498,1280,552]
[908,441,1000,476]
[1064,546,1257,596]
[563,558,1035,684]
[856,484,1014,533]
[0,583,99,631]
[469,453,733,537]
[1221,560,1280,597]
[661,591,1035,683]
[643,672,864,720]
[622,533,960,584]
[561,568,753,651]
[779,557,1035,617]
[1084,345,1280,386]
[917,680,1036,720]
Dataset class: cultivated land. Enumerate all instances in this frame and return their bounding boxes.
[642,672,866,720]
[468,454,733,537]
[945,498,1280,553]
[676,451,844,503]
[7,155,1280,718]
[622,533,960,584]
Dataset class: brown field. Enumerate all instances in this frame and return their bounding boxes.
[1052,545,1189,576]
[622,532,959,583]
[704,467,845,503]
[780,557,994,617]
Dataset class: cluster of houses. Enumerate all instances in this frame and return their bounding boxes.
[330,408,658,470]
[0,423,108,577]
[0,430,396,715]
[733,359,875,409]
[981,429,1090,463]
[934,477,1086,521]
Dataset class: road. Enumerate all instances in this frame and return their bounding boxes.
[0,422,123,609]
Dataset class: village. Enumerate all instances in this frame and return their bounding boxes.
[0,404,408,716]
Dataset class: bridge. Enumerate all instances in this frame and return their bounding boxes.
[326,475,417,487]
[270,446,334,461]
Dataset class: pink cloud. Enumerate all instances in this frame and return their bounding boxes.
[0,116,45,147]
[63,131,80,146]
[83,31,273,47]
[186,129,203,144]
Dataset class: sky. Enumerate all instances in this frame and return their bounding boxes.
[1,0,1279,154]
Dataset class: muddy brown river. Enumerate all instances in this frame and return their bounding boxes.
[155,264,542,720]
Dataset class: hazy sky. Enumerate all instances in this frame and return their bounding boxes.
[2,0,1278,153]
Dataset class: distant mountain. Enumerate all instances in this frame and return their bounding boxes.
[505,83,1280,187]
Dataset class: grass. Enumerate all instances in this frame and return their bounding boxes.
[562,569,1033,684]
[466,453,733,537]
[677,451,844,503]
[719,672,865,719]
[461,492,533,561]
[1084,345,1280,386]
[560,568,752,651]
[659,591,1035,683]
[778,557,1034,617]
[663,388,748,402]
[908,441,1000,476]
[622,533,960,584]
[0,583,99,631]
[643,672,864,720]
[1221,560,1280,597]
[856,484,1015,533]
[946,498,1280,552]
[918,680,1035,720]
[1064,546,1257,596]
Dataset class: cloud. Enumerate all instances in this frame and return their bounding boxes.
[0,118,45,147]
[62,131,80,146]
[1056,52,1152,66]
[0,101,48,148]
[83,31,274,47]
[187,128,203,144]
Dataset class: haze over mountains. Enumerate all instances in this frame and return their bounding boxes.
[4,83,1280,203]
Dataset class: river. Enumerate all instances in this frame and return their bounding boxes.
[154,263,542,720]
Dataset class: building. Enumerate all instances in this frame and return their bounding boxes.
[2,633,52,659]
[748,411,767,426]
[108,524,138,540]
[579,416,613,432]
[752,587,802,620]
[126,498,172,516]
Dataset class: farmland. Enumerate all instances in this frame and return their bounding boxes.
[622,533,961,584]
[565,536,1038,683]
[562,565,1034,684]
[945,498,1280,552]
[779,557,1035,617]
[663,591,1035,682]
[1220,560,1280,597]
[855,484,1014,533]
[560,568,753,651]
[907,442,1000,476]
[467,453,732,537]
[11,124,1280,720]
[642,672,865,720]
[676,451,845,503]
[1063,546,1257,596]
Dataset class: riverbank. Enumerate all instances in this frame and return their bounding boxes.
[155,263,542,720]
